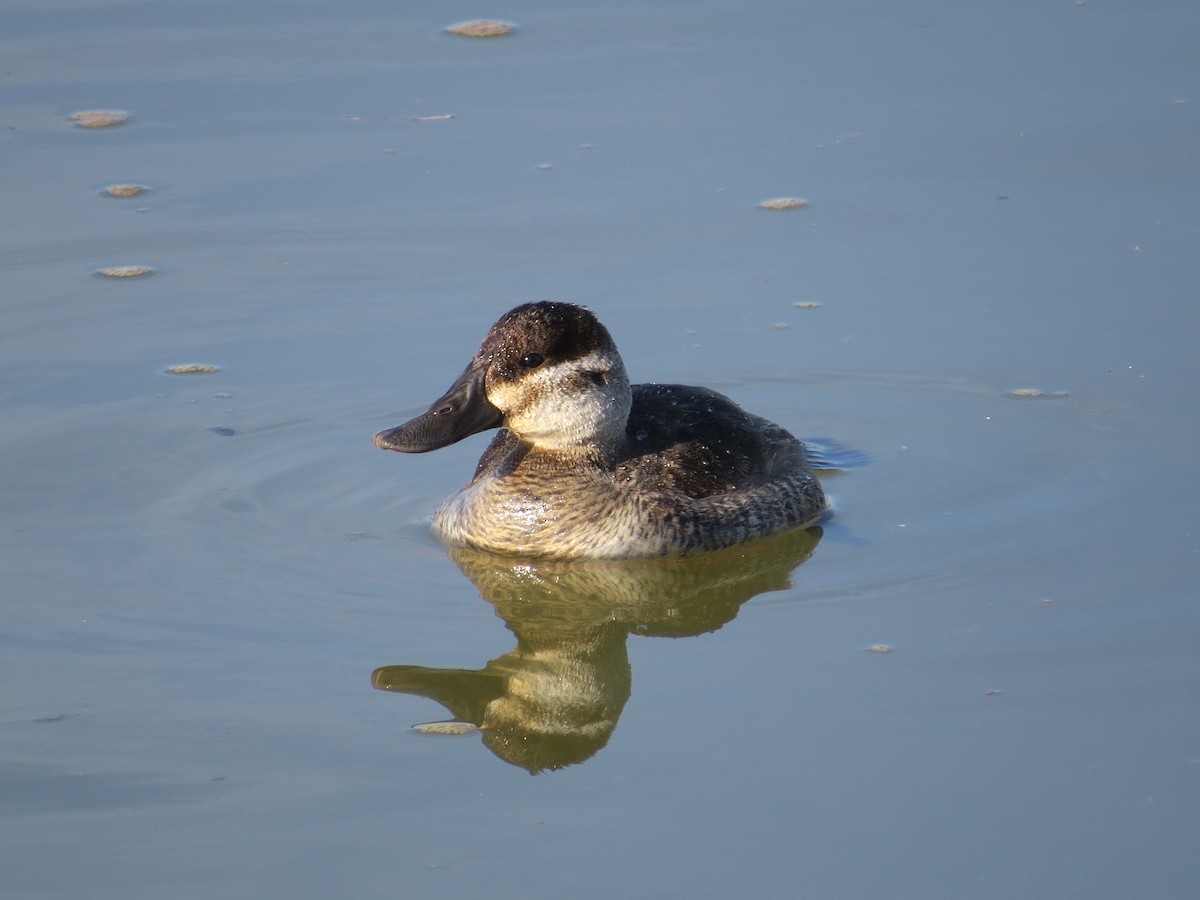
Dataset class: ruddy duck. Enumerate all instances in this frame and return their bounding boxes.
[374,302,828,558]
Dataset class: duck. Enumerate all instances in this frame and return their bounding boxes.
[374,301,828,558]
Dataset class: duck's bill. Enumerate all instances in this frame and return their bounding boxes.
[374,363,503,453]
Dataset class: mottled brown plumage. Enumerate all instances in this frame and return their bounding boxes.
[375,302,826,558]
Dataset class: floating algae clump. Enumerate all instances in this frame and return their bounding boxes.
[102,184,150,198]
[446,19,515,37]
[1007,388,1070,399]
[70,109,130,128]
[165,364,221,375]
[758,197,808,210]
[96,265,154,278]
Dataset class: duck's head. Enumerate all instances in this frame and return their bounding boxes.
[375,302,632,455]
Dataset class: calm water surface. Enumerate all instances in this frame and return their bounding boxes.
[2,1,1198,898]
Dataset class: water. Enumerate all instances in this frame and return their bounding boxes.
[2,1,1198,897]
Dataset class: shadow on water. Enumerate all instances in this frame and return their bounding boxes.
[372,525,822,773]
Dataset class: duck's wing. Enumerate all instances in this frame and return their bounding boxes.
[622,384,805,498]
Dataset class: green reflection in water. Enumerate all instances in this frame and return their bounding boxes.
[373,526,822,773]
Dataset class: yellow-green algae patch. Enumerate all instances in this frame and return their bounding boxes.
[758,197,808,210]
[445,19,515,37]
[70,109,130,128]
[102,184,150,198]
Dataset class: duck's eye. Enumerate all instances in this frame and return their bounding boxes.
[519,352,545,369]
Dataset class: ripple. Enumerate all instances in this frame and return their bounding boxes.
[146,372,1112,601]
[732,372,1122,606]
[4,364,1120,612]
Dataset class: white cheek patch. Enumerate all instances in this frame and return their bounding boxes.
[493,349,630,449]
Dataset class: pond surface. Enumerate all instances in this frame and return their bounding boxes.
[2,1,1198,898]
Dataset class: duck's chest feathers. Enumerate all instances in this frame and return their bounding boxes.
[433,441,646,557]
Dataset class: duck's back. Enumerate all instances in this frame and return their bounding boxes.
[618,384,808,498]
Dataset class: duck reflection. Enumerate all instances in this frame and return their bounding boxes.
[372,526,822,773]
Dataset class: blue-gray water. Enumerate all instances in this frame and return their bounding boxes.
[2,1,1198,897]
